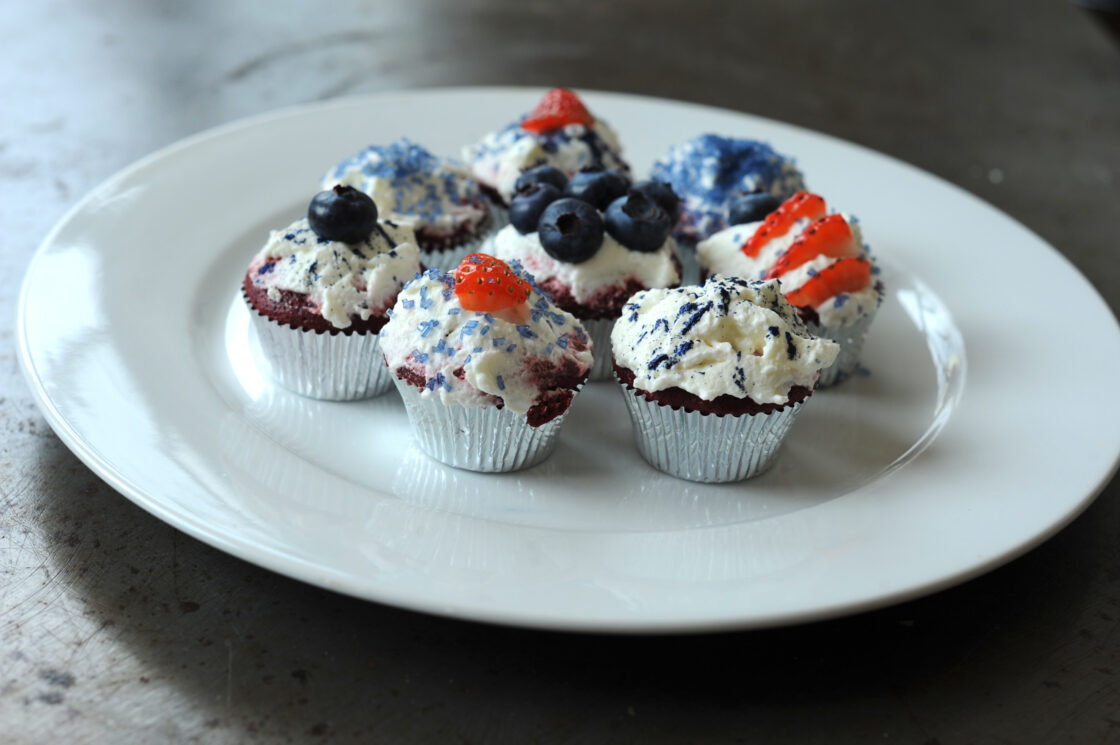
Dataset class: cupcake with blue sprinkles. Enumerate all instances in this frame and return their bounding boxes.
[611,275,838,483]
[243,186,421,400]
[380,253,594,472]
[322,138,503,272]
[649,134,805,268]
[464,88,630,206]
[486,166,681,381]
[697,191,885,386]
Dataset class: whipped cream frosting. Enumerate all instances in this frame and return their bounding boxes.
[322,139,488,235]
[379,267,594,414]
[247,217,420,329]
[696,214,882,328]
[649,134,804,242]
[611,276,838,404]
[488,223,680,307]
[464,119,629,202]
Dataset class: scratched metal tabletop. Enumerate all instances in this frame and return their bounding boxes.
[4,1,1119,743]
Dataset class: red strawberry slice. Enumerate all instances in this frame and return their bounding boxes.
[521,88,594,133]
[764,214,859,279]
[784,257,872,309]
[454,253,532,312]
[740,191,827,257]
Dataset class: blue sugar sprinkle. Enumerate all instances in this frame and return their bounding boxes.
[496,375,505,391]
[419,285,434,310]
[460,319,480,338]
[412,351,429,364]
[506,344,516,353]
[479,324,490,336]
[256,262,275,275]
[417,319,439,338]
[473,346,483,353]
[401,298,415,309]
[545,343,554,356]
[447,307,461,315]
[433,339,450,355]
[492,336,507,347]
[648,354,670,370]
[675,340,693,356]
[516,325,537,339]
[556,333,569,349]
[284,233,295,240]
[833,294,850,308]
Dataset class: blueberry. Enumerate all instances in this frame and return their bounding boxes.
[514,164,568,193]
[308,185,378,244]
[564,167,630,210]
[510,182,563,234]
[604,190,671,253]
[538,198,604,264]
[727,191,780,226]
[633,179,681,223]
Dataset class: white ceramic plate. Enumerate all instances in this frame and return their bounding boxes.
[18,88,1120,633]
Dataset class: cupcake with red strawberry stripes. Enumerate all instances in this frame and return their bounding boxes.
[379,253,593,472]
[464,88,630,206]
[697,192,884,386]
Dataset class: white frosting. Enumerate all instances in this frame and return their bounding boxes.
[696,214,881,327]
[248,217,420,329]
[323,160,487,235]
[611,276,839,404]
[379,268,594,415]
[464,119,628,202]
[488,223,680,306]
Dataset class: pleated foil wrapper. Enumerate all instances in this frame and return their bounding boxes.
[615,376,805,483]
[248,310,394,400]
[392,378,575,472]
[418,203,509,272]
[805,305,879,388]
[582,317,617,382]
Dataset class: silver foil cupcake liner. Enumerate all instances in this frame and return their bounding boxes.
[420,202,510,272]
[582,317,617,382]
[248,309,394,400]
[805,306,879,388]
[615,377,805,483]
[392,378,573,472]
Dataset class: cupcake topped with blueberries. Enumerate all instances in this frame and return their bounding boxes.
[697,191,885,386]
[322,138,501,271]
[650,134,805,246]
[464,88,631,206]
[486,164,681,380]
[243,185,420,399]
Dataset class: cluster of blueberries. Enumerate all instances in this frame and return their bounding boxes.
[510,165,682,263]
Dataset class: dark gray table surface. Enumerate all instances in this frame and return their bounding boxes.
[3,1,1119,743]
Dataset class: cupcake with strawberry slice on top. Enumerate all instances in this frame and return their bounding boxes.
[697,191,884,386]
[464,88,631,206]
[380,253,593,472]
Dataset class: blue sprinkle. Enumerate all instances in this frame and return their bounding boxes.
[492,336,507,347]
[419,285,433,310]
[401,298,415,309]
[516,325,537,339]
[460,319,480,338]
[506,344,516,353]
[446,307,461,315]
[833,293,850,308]
[412,351,429,364]
[417,319,439,338]
[496,375,505,391]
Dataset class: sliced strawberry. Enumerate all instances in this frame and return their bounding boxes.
[764,214,859,279]
[784,257,872,309]
[740,191,827,257]
[454,253,532,313]
[521,88,594,133]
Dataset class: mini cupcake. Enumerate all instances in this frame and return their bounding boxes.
[697,191,884,386]
[649,134,804,280]
[380,253,593,472]
[243,185,421,400]
[464,88,630,205]
[321,138,502,271]
[486,167,681,380]
[611,275,839,483]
